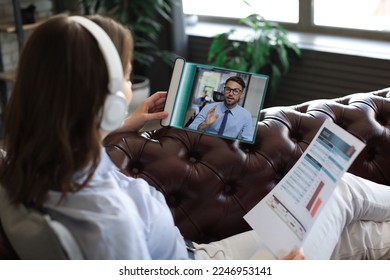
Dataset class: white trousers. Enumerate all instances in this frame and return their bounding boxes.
[193,173,390,260]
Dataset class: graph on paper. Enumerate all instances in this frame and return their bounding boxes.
[244,120,365,258]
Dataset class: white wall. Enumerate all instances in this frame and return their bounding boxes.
[0,0,54,72]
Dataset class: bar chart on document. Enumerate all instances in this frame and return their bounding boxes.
[265,121,363,240]
[244,120,365,258]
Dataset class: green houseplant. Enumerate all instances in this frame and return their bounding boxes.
[208,13,301,99]
[84,0,174,70]
[82,0,175,113]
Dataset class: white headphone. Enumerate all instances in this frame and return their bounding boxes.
[70,16,128,132]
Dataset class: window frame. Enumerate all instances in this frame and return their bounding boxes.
[185,0,390,42]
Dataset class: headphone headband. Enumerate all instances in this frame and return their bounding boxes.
[69,16,123,93]
[69,16,128,132]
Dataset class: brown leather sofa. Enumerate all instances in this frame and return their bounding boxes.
[1,87,390,259]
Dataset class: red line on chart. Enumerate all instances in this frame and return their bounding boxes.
[306,181,324,211]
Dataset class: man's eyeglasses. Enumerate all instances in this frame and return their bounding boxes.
[223,87,242,95]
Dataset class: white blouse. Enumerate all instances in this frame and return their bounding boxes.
[44,149,188,260]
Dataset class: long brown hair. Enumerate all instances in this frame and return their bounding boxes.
[0,15,133,208]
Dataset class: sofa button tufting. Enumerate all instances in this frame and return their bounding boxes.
[168,195,176,204]
[290,132,302,143]
[167,194,181,207]
[376,113,387,126]
[224,184,234,194]
[189,156,197,163]
[365,147,376,161]
[131,162,143,174]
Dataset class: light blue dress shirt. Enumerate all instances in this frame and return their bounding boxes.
[188,102,254,141]
[43,149,188,260]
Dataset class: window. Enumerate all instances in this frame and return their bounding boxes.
[314,0,390,31]
[183,0,299,23]
[182,0,390,40]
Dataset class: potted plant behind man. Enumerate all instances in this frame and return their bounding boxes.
[208,13,301,105]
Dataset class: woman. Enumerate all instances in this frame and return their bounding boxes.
[0,14,182,260]
[1,15,389,260]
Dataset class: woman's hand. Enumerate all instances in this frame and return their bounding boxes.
[280,248,305,260]
[122,91,169,132]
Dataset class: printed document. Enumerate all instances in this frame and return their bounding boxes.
[244,120,365,258]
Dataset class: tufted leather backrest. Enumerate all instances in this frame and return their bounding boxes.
[103,88,390,244]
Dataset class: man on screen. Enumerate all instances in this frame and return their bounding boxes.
[188,76,254,141]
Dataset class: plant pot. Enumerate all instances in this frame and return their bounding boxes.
[128,75,150,115]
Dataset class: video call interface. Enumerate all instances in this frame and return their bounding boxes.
[183,67,266,143]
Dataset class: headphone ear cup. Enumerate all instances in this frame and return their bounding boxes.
[100,91,128,132]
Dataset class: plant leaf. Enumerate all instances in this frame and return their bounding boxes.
[276,45,289,73]
[205,11,301,96]
[208,32,232,62]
